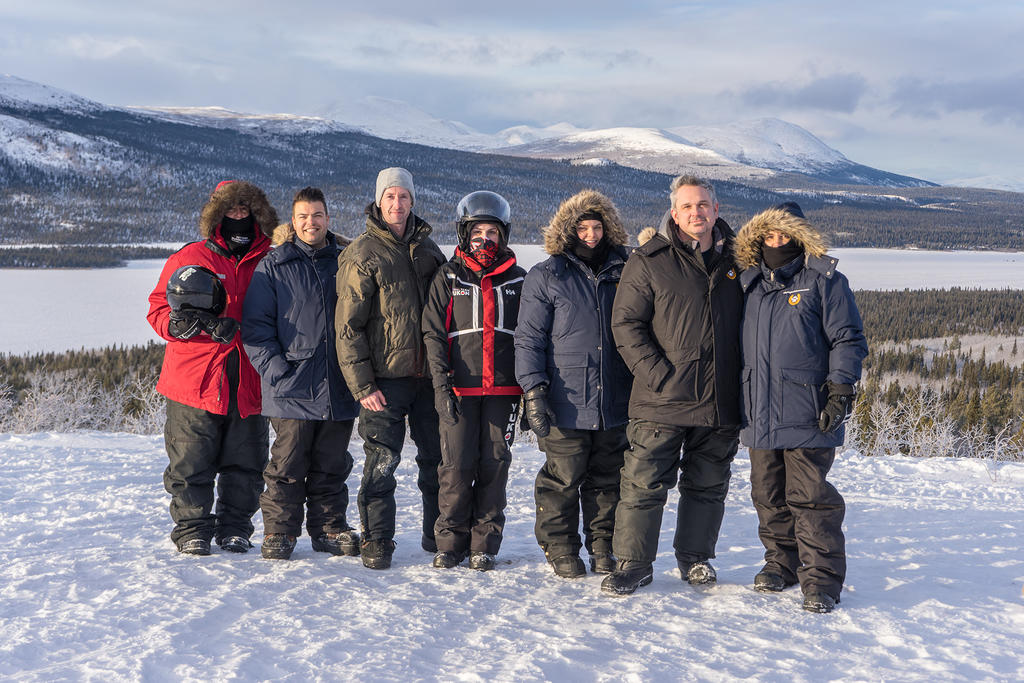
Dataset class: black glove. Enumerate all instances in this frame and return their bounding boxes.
[523,384,555,438]
[168,309,204,340]
[201,316,239,344]
[434,384,461,426]
[818,382,856,433]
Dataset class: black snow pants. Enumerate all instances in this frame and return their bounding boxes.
[163,397,269,547]
[612,420,738,565]
[260,417,356,537]
[748,446,846,599]
[355,376,442,545]
[534,425,627,561]
[435,395,520,555]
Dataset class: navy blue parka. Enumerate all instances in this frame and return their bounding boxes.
[242,227,359,421]
[515,190,633,430]
[735,208,867,449]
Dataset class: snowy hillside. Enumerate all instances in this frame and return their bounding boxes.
[0,73,102,112]
[669,118,849,173]
[946,175,1024,194]
[131,106,358,136]
[496,127,775,181]
[0,112,128,173]
[2,431,1021,680]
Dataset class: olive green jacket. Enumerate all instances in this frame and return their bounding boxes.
[335,205,446,400]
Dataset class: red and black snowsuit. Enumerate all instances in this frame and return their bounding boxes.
[422,247,526,555]
[146,180,277,549]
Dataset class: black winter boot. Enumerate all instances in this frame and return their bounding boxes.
[261,534,296,560]
[549,555,586,578]
[754,565,796,592]
[219,536,252,553]
[678,560,717,585]
[361,539,396,569]
[589,553,617,574]
[802,591,839,613]
[432,550,467,568]
[600,561,654,596]
[178,538,211,556]
[469,552,496,571]
[312,530,361,557]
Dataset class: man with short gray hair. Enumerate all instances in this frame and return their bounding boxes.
[602,174,744,595]
[335,167,446,570]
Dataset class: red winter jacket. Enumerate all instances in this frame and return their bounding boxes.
[147,229,271,417]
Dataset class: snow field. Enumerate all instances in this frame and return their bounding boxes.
[0,431,1022,681]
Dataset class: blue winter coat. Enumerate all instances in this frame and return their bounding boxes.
[515,245,633,430]
[242,230,359,421]
[739,251,867,449]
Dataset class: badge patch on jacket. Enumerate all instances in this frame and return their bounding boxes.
[726,269,736,280]
[788,293,801,306]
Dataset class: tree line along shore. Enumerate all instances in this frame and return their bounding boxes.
[1,288,1022,459]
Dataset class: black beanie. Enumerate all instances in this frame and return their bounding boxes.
[773,201,805,219]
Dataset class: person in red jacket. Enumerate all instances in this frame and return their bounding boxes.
[147,180,278,556]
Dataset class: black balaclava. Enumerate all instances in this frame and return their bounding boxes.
[761,237,804,270]
[220,213,255,256]
[572,211,608,272]
[572,235,609,273]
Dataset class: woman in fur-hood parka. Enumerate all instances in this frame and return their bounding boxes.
[736,201,868,610]
[734,201,866,450]
[733,203,827,272]
[200,180,279,239]
[514,189,634,573]
[542,189,629,255]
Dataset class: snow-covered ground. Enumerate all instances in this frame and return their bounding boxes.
[1,431,1021,681]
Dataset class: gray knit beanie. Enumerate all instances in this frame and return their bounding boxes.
[375,167,415,207]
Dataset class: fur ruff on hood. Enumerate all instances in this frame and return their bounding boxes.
[542,190,628,256]
[734,207,828,270]
[199,181,279,239]
[272,222,353,248]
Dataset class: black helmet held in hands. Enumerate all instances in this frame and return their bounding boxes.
[166,265,226,315]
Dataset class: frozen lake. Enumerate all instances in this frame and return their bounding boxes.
[1,246,1022,355]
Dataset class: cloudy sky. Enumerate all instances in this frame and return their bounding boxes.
[2,1,1022,186]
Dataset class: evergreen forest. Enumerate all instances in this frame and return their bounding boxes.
[1,288,1021,460]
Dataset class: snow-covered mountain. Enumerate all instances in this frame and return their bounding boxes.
[131,106,358,136]
[0,112,129,173]
[318,96,581,151]
[496,118,930,187]
[493,126,775,182]
[0,73,103,112]
[670,118,849,174]
[945,174,1024,193]
[0,74,929,187]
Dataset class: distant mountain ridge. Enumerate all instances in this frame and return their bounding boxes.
[0,73,928,187]
[1,74,1022,252]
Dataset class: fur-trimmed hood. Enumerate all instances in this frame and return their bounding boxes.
[734,207,828,270]
[542,190,628,256]
[272,222,353,249]
[199,181,279,239]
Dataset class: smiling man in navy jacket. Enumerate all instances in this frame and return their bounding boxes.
[242,187,360,561]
